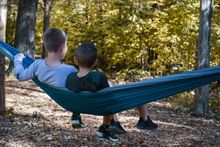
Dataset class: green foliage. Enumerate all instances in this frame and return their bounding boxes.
[209,82,220,115]
[211,1,220,66]
[36,0,202,80]
[168,82,220,117]
[7,0,220,80]
[167,92,195,113]
[6,0,18,45]
[8,0,220,80]
[31,0,220,80]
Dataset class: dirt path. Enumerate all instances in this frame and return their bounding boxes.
[0,80,220,147]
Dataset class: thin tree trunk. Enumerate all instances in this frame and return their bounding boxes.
[0,0,7,114]
[41,0,53,58]
[194,0,212,116]
[14,0,38,58]
[5,0,17,76]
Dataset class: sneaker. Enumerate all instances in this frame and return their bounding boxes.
[96,124,119,142]
[109,119,126,134]
[71,113,85,128]
[136,116,158,130]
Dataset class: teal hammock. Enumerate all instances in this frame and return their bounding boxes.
[0,41,220,116]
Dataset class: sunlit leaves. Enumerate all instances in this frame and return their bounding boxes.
[32,0,220,80]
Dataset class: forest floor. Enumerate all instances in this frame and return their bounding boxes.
[0,79,220,147]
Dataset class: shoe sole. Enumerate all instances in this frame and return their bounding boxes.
[72,124,85,128]
[95,131,103,138]
[108,126,126,134]
[136,125,158,131]
[71,119,85,128]
[95,131,119,142]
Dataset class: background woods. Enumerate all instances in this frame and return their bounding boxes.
[1,0,220,117]
[5,0,220,77]
[0,0,220,146]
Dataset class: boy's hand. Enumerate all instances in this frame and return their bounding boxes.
[16,53,25,62]
[17,53,25,58]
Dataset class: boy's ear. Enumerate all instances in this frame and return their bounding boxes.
[60,42,67,50]
[93,59,98,67]
[74,57,78,65]
[58,43,65,52]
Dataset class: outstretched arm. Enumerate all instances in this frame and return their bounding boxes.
[14,53,36,81]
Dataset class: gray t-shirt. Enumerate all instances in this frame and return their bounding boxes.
[14,54,77,90]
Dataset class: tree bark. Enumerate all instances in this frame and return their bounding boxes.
[41,0,53,58]
[0,0,7,114]
[194,0,212,116]
[14,0,38,58]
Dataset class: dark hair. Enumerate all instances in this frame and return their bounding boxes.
[43,28,66,53]
[76,42,97,68]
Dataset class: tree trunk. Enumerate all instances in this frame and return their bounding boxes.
[41,0,53,58]
[0,0,7,114]
[5,0,17,76]
[14,0,38,58]
[194,0,212,116]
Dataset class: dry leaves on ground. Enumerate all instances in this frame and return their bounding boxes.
[0,79,220,147]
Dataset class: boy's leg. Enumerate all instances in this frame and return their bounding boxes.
[71,112,85,128]
[137,105,148,120]
[136,105,158,130]
[103,115,111,125]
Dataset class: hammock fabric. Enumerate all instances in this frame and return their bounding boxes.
[0,41,220,116]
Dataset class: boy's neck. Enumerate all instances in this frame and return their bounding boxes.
[45,52,62,67]
[77,67,92,77]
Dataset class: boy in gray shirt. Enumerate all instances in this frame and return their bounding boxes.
[14,28,77,89]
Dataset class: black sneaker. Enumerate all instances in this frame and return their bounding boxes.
[109,119,126,134]
[136,116,158,130]
[95,124,119,142]
[71,113,85,128]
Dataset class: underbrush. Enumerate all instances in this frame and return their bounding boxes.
[167,90,220,119]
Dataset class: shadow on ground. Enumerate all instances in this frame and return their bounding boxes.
[0,79,220,146]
